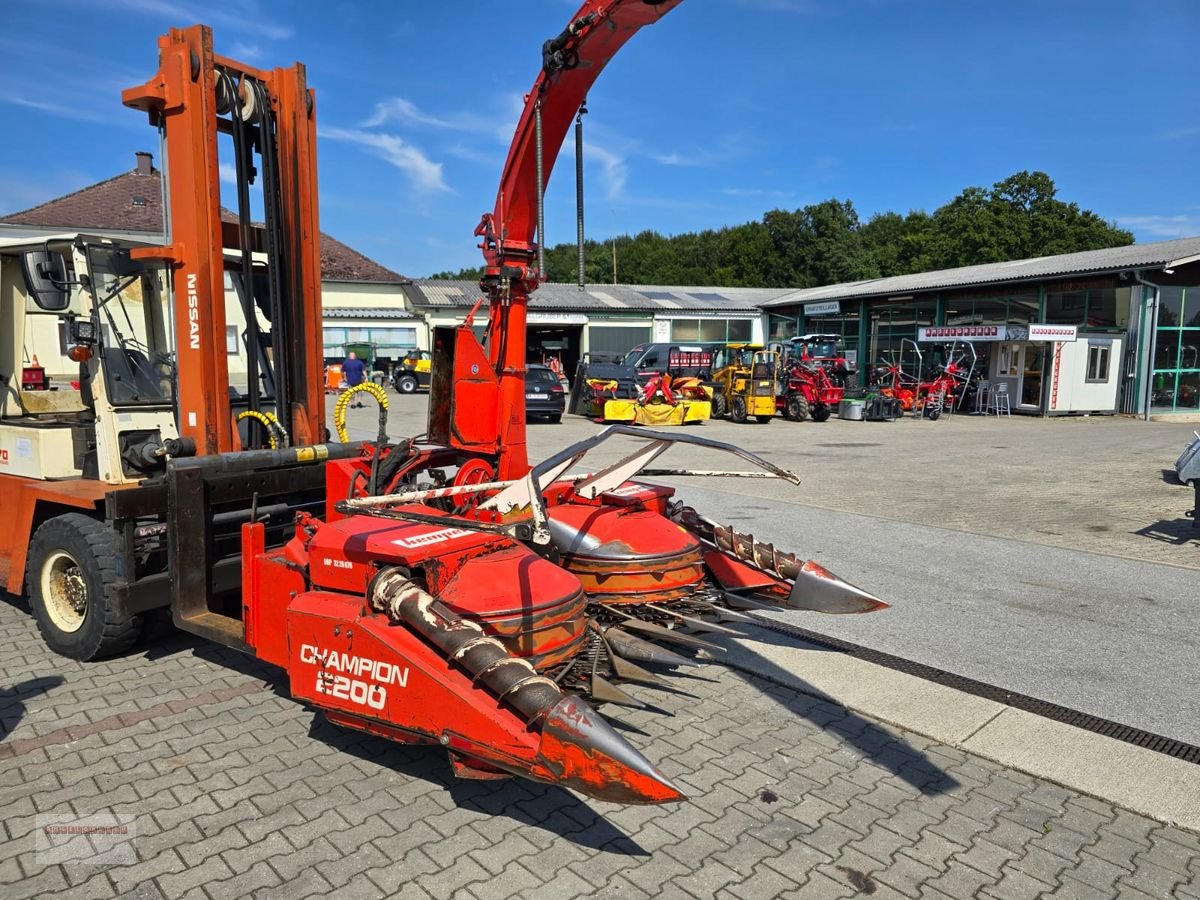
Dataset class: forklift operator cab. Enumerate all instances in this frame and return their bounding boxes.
[2,235,182,484]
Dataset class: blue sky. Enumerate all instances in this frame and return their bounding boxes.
[1,0,1197,278]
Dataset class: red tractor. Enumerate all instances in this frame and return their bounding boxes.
[787,334,852,386]
[780,360,843,422]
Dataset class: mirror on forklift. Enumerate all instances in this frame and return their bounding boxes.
[20,248,74,312]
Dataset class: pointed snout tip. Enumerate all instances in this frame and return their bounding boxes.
[786,560,890,615]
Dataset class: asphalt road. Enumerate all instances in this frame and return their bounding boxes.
[658,481,1200,747]
[336,393,1200,746]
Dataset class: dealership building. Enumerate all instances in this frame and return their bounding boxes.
[401,279,789,376]
[761,237,1200,417]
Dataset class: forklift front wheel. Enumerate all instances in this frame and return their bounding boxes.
[397,374,419,394]
[27,514,141,661]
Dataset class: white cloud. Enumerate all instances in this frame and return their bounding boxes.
[1117,215,1200,240]
[581,142,628,200]
[730,0,821,11]
[320,127,451,194]
[218,162,239,185]
[106,0,293,40]
[230,41,263,61]
[362,95,518,141]
[3,96,111,124]
[721,186,796,200]
[365,98,454,130]
[1158,126,1200,141]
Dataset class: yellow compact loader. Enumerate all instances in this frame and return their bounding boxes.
[709,345,778,424]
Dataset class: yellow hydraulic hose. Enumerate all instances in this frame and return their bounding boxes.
[236,409,288,449]
[333,382,390,443]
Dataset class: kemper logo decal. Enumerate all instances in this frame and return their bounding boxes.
[391,527,473,548]
[300,644,410,710]
[187,272,200,350]
[0,449,8,465]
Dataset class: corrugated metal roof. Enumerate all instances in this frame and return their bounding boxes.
[408,280,791,312]
[323,307,418,320]
[761,236,1200,308]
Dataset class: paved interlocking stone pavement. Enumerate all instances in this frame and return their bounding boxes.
[3,597,1198,899]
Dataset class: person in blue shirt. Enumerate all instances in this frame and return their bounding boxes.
[342,351,366,407]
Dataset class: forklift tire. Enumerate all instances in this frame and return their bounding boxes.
[27,514,141,661]
[785,393,808,421]
[731,396,748,423]
[811,403,831,423]
[396,374,419,394]
[712,392,727,419]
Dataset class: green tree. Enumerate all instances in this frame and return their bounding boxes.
[420,171,1134,287]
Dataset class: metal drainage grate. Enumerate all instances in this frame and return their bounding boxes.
[751,617,1200,766]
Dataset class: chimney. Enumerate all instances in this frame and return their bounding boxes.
[135,151,153,175]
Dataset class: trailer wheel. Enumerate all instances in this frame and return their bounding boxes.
[27,514,141,661]
[731,396,748,423]
[396,374,419,394]
[712,392,727,418]
[785,393,808,421]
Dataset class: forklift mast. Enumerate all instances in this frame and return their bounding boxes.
[122,25,324,455]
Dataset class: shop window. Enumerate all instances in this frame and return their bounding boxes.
[1181,336,1200,370]
[699,319,727,343]
[1158,287,1183,327]
[323,327,348,346]
[998,344,1019,376]
[1178,372,1200,410]
[1154,332,1180,370]
[1086,289,1118,327]
[671,320,700,341]
[1188,291,1200,329]
[727,319,753,342]
[1045,291,1086,324]
[1151,371,1177,410]
[769,314,798,341]
[1085,343,1111,382]
[367,326,417,348]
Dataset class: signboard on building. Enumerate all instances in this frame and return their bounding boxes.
[918,325,1005,341]
[918,324,1080,343]
[1027,323,1078,342]
[804,301,840,316]
[526,312,588,325]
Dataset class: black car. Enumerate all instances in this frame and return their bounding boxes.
[525,364,565,422]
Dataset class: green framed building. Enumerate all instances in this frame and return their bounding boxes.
[761,237,1200,417]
